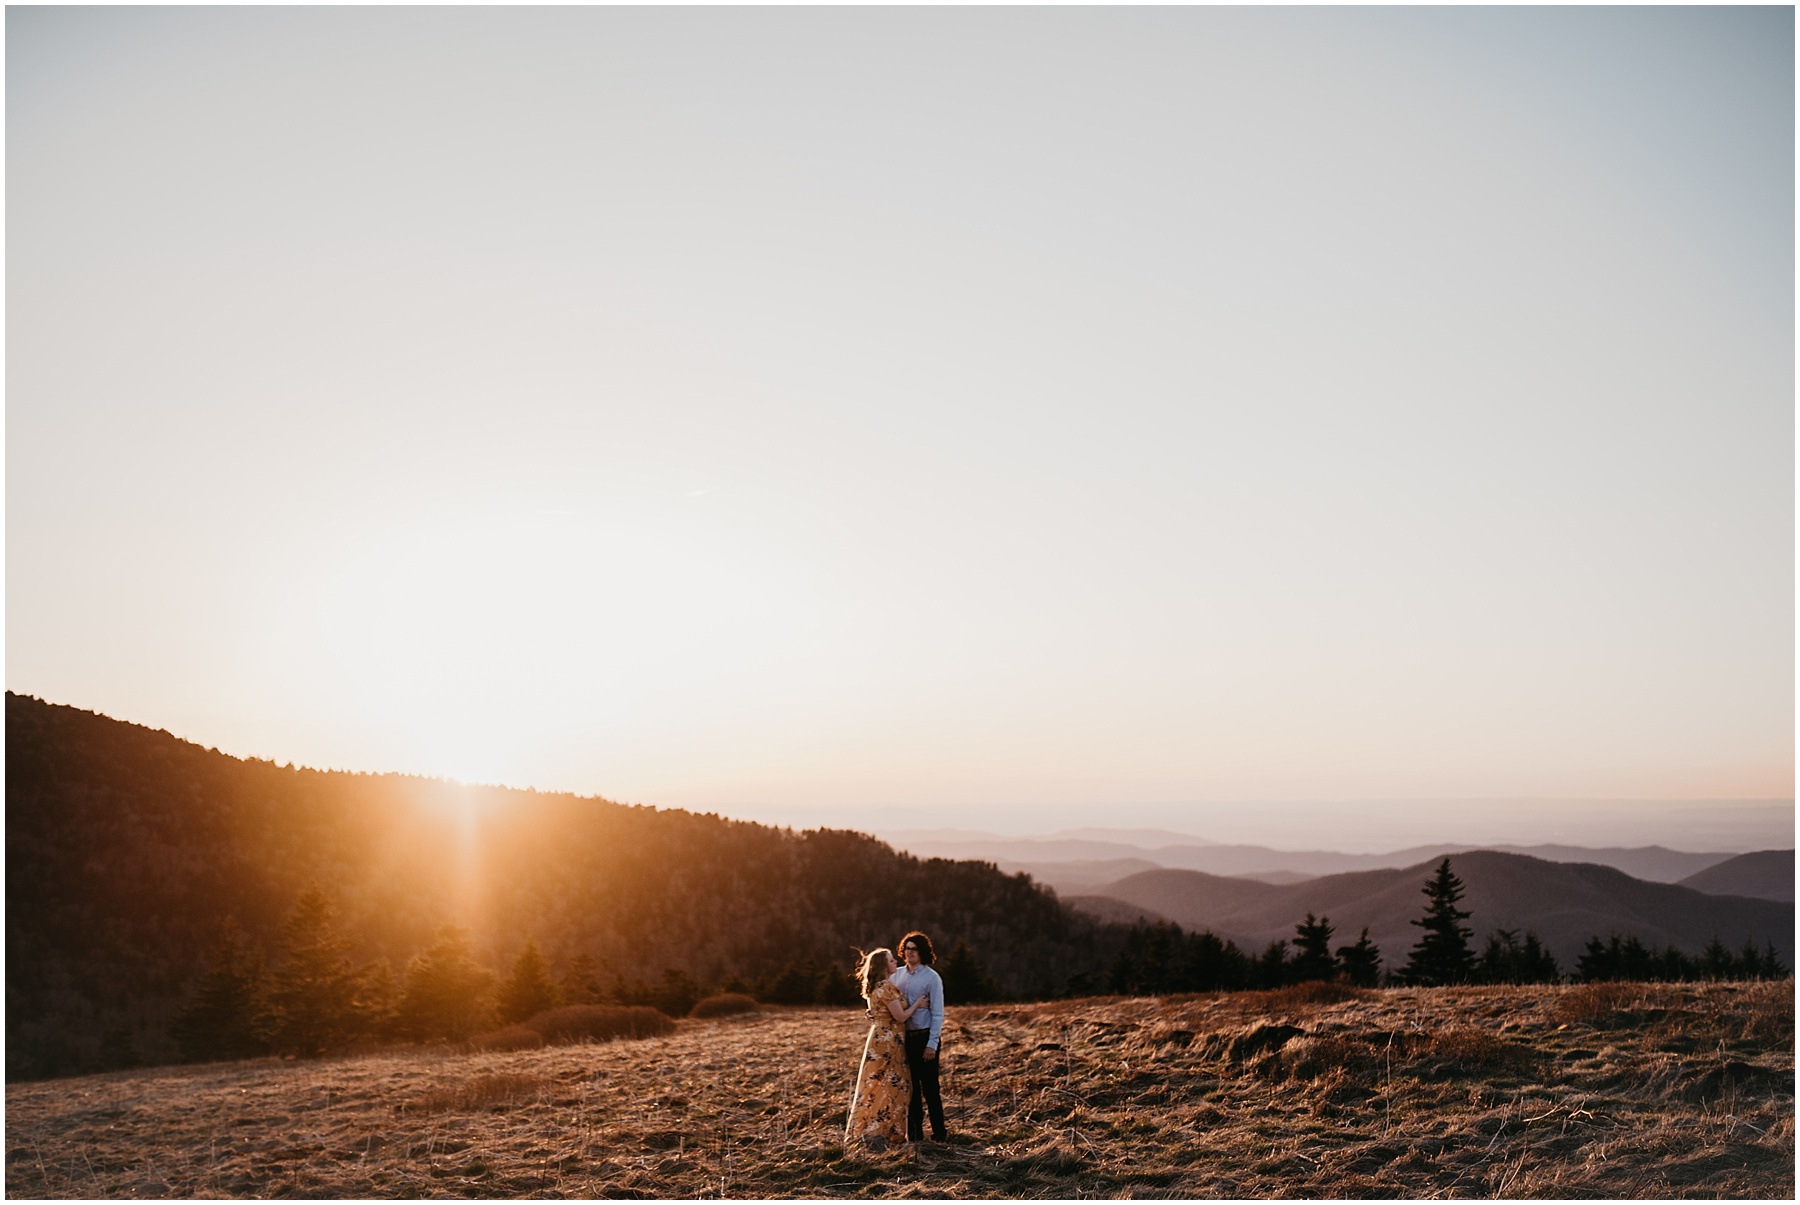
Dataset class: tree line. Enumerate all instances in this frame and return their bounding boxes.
[168,886,1015,1063]
[1104,858,1786,995]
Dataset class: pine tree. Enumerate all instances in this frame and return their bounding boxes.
[763,962,820,1005]
[171,920,269,1062]
[1334,928,1383,988]
[496,940,560,1025]
[1400,857,1475,986]
[1291,914,1337,982]
[400,925,497,1041]
[940,941,1003,1004]
[558,954,608,1004]
[1256,939,1292,989]
[1476,929,1560,984]
[265,886,366,1056]
[815,958,863,1007]
[359,959,403,1041]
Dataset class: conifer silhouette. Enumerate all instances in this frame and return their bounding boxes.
[1291,914,1336,982]
[1400,857,1475,985]
[558,953,608,1004]
[1476,929,1560,984]
[265,886,365,1056]
[171,919,269,1062]
[496,940,560,1025]
[1334,927,1382,987]
[941,940,1003,1004]
[400,925,497,1041]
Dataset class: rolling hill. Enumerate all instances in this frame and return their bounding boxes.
[4,694,1116,1080]
[885,829,1740,884]
[1081,851,1794,973]
[1678,850,1794,902]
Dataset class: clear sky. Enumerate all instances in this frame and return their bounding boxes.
[7,8,1793,848]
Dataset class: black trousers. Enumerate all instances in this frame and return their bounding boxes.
[904,1028,947,1140]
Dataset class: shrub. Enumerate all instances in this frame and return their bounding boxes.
[690,993,760,1019]
[469,1025,545,1052]
[524,1004,675,1044]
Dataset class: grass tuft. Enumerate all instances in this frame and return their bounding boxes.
[408,1073,545,1113]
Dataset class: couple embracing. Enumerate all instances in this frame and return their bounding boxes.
[844,930,948,1151]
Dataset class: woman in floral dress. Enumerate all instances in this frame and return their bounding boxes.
[845,947,928,1150]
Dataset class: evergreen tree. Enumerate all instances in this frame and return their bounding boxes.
[496,940,560,1025]
[1334,928,1383,988]
[400,925,497,1041]
[940,941,1003,1004]
[171,920,269,1062]
[359,959,403,1041]
[1399,857,1475,986]
[1476,929,1560,984]
[1291,914,1336,982]
[763,962,820,1005]
[265,886,366,1056]
[649,968,704,1017]
[1702,936,1735,980]
[1188,930,1254,992]
[1109,922,1190,996]
[815,958,863,1007]
[1256,939,1292,988]
[558,954,608,1004]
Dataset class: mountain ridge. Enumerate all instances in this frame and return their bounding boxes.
[1080,851,1793,973]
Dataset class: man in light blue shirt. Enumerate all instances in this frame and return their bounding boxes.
[890,930,947,1141]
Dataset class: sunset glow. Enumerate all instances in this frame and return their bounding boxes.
[7,7,1791,846]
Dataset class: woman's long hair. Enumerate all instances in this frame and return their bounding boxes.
[855,948,895,1000]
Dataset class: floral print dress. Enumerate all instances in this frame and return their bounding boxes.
[845,980,911,1147]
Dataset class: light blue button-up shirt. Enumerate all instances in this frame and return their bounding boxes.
[890,964,944,1050]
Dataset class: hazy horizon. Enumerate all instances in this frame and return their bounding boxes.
[8,9,1793,844]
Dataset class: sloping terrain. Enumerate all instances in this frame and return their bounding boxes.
[5,694,1109,1080]
[993,857,1162,896]
[1089,851,1795,971]
[1679,851,1795,902]
[5,981,1790,1198]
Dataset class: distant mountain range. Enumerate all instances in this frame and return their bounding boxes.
[1678,851,1794,902]
[881,827,1756,896]
[1067,850,1794,973]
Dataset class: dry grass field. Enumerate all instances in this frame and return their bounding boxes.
[6,980,1792,1199]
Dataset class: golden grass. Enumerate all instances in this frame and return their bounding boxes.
[524,1004,676,1045]
[5,980,1791,1198]
[409,1073,548,1114]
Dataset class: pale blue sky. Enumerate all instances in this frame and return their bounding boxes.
[7,8,1793,847]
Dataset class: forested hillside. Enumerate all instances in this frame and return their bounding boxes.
[6,694,1113,1079]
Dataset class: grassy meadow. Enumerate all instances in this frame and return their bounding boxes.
[5,980,1791,1199]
